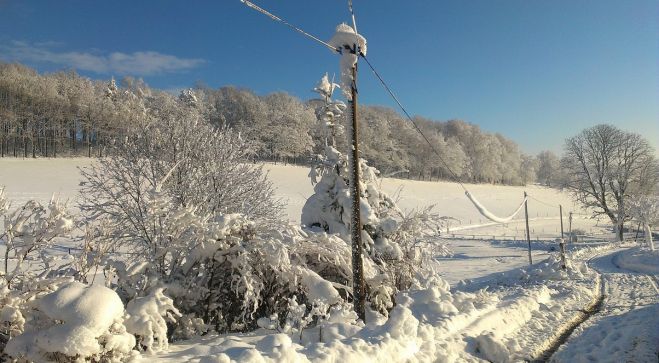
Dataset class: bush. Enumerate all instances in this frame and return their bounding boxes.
[79,93,283,259]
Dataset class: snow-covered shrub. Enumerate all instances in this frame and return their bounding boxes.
[0,187,74,286]
[66,221,117,284]
[0,275,78,353]
[96,186,345,336]
[0,280,25,350]
[5,281,137,362]
[79,91,283,255]
[125,287,181,354]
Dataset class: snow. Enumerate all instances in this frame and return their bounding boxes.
[125,287,182,354]
[613,246,659,274]
[328,23,367,100]
[5,281,136,360]
[551,248,659,362]
[2,159,655,362]
[464,190,526,223]
[0,159,593,233]
[296,267,341,305]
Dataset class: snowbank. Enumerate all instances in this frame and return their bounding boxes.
[613,247,659,274]
[5,281,136,361]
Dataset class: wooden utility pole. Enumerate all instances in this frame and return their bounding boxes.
[524,191,532,265]
[348,62,365,321]
[558,205,567,270]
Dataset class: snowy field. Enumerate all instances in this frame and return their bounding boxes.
[1,158,656,362]
[0,158,605,285]
[0,158,602,233]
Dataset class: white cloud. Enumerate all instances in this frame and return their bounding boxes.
[0,40,205,75]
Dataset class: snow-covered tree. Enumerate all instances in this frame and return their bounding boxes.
[302,75,449,314]
[537,150,559,186]
[519,154,538,185]
[262,92,315,162]
[628,195,659,251]
[312,73,345,148]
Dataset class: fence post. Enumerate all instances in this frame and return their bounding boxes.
[524,191,532,265]
[558,238,567,270]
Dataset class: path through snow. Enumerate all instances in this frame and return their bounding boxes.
[551,248,659,362]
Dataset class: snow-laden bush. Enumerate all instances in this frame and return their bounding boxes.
[520,252,589,281]
[79,91,283,257]
[98,186,348,336]
[125,287,181,354]
[5,281,137,362]
[0,276,78,359]
[0,187,74,286]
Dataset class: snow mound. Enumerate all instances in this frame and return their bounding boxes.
[517,253,589,281]
[475,331,510,363]
[5,281,136,361]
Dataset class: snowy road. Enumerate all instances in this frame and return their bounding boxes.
[551,248,659,362]
[436,239,550,285]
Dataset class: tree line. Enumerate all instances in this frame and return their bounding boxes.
[1,62,562,185]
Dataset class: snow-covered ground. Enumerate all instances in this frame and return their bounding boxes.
[552,247,659,363]
[0,158,598,230]
[1,158,656,362]
[0,159,606,285]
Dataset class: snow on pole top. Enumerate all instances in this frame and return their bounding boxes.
[328,23,367,100]
[329,23,367,55]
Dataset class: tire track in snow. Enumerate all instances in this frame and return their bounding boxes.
[530,250,609,362]
[545,247,659,362]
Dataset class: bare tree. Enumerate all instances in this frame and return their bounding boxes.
[79,90,283,255]
[561,124,659,240]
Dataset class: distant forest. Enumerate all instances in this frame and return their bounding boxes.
[0,62,560,185]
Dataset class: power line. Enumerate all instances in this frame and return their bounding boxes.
[359,53,467,191]
[527,194,561,208]
[238,0,468,191]
[239,0,530,213]
[240,0,340,53]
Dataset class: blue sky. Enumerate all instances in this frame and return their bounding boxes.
[1,0,657,154]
